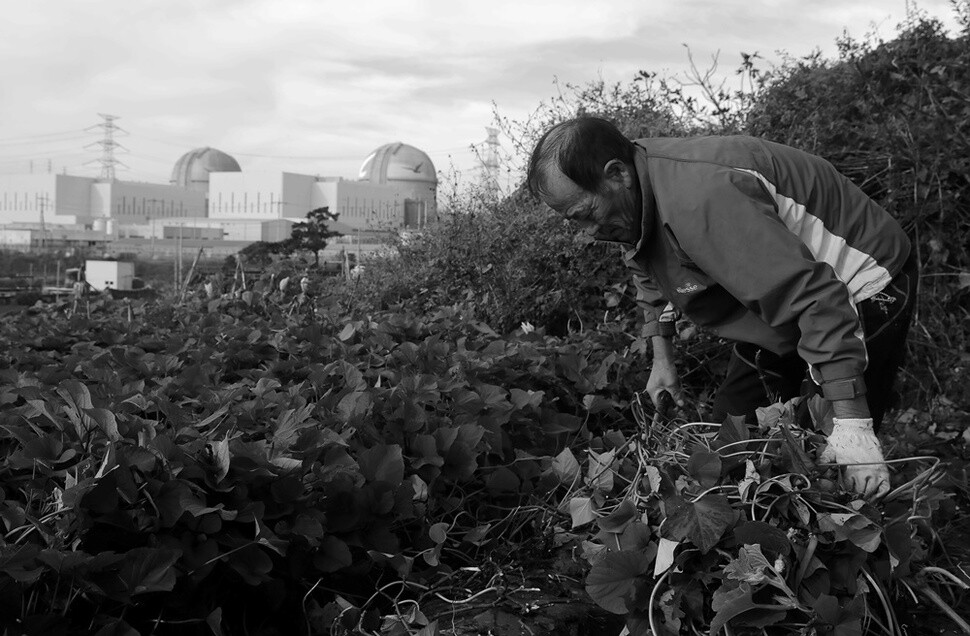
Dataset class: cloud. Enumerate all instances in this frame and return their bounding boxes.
[0,0,963,184]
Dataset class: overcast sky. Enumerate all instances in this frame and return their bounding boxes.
[0,0,962,189]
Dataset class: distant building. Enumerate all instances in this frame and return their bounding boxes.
[205,142,437,233]
[0,142,437,255]
[0,172,205,241]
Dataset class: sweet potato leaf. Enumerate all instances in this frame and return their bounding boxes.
[587,448,616,492]
[818,513,882,553]
[509,388,544,410]
[114,548,182,598]
[710,581,757,635]
[686,450,722,488]
[358,444,405,486]
[569,496,597,528]
[715,414,749,448]
[598,499,638,533]
[226,545,273,585]
[551,447,581,485]
[315,536,353,573]
[272,404,316,451]
[83,407,121,442]
[0,545,43,583]
[585,550,653,614]
[723,544,773,584]
[619,522,654,553]
[485,465,520,492]
[207,437,231,482]
[662,494,737,553]
[733,521,792,557]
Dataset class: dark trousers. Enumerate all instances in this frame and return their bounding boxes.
[711,253,919,431]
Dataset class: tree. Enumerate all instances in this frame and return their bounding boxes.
[234,240,286,268]
[284,207,342,267]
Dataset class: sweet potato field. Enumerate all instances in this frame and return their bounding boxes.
[3,8,970,636]
[0,287,967,636]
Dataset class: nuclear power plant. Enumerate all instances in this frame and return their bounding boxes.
[0,140,438,256]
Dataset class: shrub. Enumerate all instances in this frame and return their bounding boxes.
[331,186,635,336]
[746,11,970,410]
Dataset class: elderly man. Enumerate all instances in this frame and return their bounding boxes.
[527,116,918,498]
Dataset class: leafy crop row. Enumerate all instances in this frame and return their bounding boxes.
[1,289,966,635]
[0,292,648,634]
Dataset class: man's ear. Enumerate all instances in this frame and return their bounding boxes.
[602,159,634,188]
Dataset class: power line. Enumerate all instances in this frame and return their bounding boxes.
[0,130,87,146]
[0,154,88,165]
[223,145,475,160]
[3,125,479,169]
[127,153,183,165]
[135,131,473,160]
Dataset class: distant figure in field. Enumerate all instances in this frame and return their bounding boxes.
[70,278,89,315]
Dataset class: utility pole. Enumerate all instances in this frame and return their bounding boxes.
[85,114,128,180]
[177,223,184,295]
[146,198,163,259]
[36,194,49,253]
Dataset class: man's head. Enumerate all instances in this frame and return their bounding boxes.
[527,117,642,244]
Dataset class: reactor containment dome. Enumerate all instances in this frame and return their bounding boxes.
[358,143,436,186]
[170,147,242,192]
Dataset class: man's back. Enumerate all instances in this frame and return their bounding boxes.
[634,135,910,303]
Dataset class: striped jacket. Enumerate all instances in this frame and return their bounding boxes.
[626,136,911,391]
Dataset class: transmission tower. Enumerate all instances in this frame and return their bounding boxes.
[479,127,501,193]
[85,113,128,180]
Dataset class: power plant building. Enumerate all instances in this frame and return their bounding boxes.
[0,141,437,254]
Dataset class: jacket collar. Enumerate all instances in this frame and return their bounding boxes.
[624,142,657,260]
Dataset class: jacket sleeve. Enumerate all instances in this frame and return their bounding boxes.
[627,265,669,338]
[667,166,868,392]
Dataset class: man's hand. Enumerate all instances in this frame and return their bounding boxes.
[646,356,684,410]
[820,417,890,498]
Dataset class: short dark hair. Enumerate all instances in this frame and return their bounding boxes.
[526,116,636,197]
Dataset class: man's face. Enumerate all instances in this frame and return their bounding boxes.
[538,162,640,245]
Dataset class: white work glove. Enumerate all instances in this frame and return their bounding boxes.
[820,418,890,498]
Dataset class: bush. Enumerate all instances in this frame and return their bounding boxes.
[746,12,970,411]
[332,186,635,336]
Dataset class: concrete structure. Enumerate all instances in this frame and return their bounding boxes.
[0,173,205,233]
[129,217,293,242]
[0,224,106,250]
[0,141,437,256]
[1,174,99,226]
